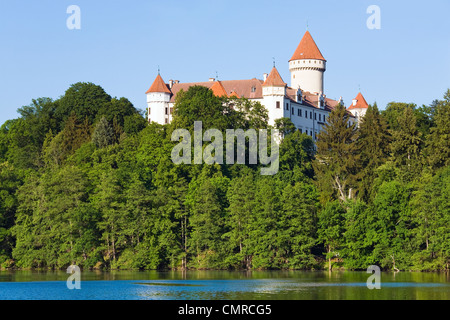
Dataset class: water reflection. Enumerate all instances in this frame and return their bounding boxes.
[0,270,449,300]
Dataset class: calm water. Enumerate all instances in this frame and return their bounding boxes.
[0,270,449,300]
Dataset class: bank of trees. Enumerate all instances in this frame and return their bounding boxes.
[0,82,448,271]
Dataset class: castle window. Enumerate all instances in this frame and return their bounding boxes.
[314,113,317,120]
[276,101,280,109]
[299,128,302,133]
[165,107,168,115]
[284,102,288,110]
[305,130,308,135]
[165,118,168,124]
[292,107,294,115]
[148,107,151,115]
[319,114,322,121]
[251,86,256,93]
[298,109,301,117]
[310,111,312,119]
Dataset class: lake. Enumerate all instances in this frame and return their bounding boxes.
[0,270,449,300]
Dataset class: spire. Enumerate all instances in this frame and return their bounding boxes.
[290,31,326,61]
[348,92,369,110]
[146,74,171,94]
[262,66,286,87]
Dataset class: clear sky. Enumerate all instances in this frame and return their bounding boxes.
[1,0,449,125]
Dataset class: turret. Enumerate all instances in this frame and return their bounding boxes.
[347,92,369,123]
[289,31,326,95]
[262,66,287,126]
[146,74,172,124]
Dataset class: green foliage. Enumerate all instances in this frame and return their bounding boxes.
[357,104,391,200]
[314,104,360,202]
[425,90,450,171]
[0,84,449,272]
[390,106,423,182]
[92,116,116,149]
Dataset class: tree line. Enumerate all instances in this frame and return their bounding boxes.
[0,83,448,271]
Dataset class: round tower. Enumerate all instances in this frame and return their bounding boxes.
[146,73,172,124]
[289,31,326,95]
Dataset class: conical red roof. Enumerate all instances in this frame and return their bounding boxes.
[146,74,171,94]
[262,67,286,87]
[290,31,326,61]
[348,92,369,110]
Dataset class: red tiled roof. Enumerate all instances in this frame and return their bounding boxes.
[262,67,286,87]
[146,74,171,94]
[229,90,240,98]
[285,87,342,112]
[210,81,228,97]
[347,92,369,110]
[169,79,263,103]
[290,31,326,62]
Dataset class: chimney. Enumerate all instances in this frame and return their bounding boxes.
[209,78,215,82]
[169,80,174,88]
[174,80,180,84]
[263,73,268,82]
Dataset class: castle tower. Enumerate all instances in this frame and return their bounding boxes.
[347,92,369,122]
[146,74,172,124]
[262,66,287,126]
[289,31,326,95]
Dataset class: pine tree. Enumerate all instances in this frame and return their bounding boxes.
[92,116,115,149]
[357,104,391,201]
[390,106,423,182]
[314,104,360,202]
[426,89,450,171]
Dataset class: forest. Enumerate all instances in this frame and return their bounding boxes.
[0,82,449,271]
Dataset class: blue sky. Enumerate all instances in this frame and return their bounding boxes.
[1,0,449,125]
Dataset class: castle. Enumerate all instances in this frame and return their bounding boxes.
[145,31,368,139]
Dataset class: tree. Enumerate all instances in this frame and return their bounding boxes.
[278,129,315,182]
[390,106,423,182]
[274,117,296,137]
[357,104,391,201]
[224,170,256,269]
[317,201,345,271]
[172,86,236,131]
[55,82,112,128]
[425,89,450,171]
[187,175,227,268]
[279,182,317,269]
[369,180,412,271]
[411,167,450,270]
[92,116,116,149]
[313,104,360,202]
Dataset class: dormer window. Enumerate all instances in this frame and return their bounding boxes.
[251,86,256,93]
